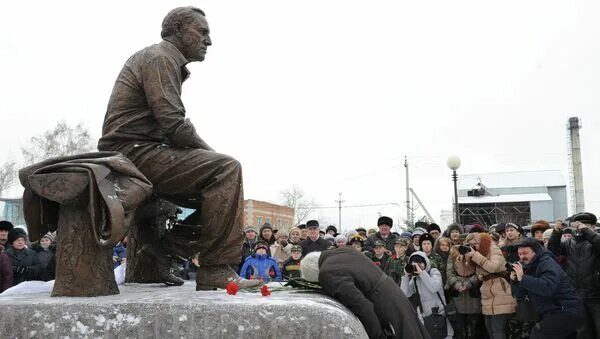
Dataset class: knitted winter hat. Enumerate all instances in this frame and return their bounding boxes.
[334,235,347,244]
[254,241,269,252]
[412,227,427,237]
[275,229,289,239]
[300,251,321,282]
[41,232,55,242]
[542,228,553,241]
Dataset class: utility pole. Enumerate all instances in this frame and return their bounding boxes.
[404,156,411,225]
[335,192,345,233]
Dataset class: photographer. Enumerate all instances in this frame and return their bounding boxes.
[548,212,600,339]
[401,251,454,338]
[446,244,482,339]
[463,232,515,339]
[510,238,583,339]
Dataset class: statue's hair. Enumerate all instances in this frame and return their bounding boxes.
[161,7,206,39]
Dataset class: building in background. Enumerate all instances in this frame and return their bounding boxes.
[0,185,25,226]
[243,199,295,230]
[457,170,567,227]
[438,210,453,229]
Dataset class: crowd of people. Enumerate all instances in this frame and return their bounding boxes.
[1,211,599,339]
[235,214,600,339]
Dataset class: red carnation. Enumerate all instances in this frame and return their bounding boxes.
[226,281,239,295]
[260,285,271,297]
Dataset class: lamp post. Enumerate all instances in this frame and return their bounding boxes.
[447,155,461,224]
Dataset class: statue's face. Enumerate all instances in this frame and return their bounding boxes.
[181,14,211,62]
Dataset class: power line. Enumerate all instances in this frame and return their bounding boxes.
[310,202,401,209]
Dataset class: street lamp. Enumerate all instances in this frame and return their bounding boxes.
[447,155,461,224]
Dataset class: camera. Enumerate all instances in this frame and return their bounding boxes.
[506,262,525,273]
[458,245,472,255]
[405,262,419,274]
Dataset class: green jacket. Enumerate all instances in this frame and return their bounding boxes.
[427,252,443,270]
[365,252,390,273]
[386,254,407,284]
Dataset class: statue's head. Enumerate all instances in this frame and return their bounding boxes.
[162,7,211,62]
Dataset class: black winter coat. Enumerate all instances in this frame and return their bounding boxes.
[0,251,13,292]
[31,243,56,281]
[511,248,583,317]
[241,239,257,262]
[548,227,600,302]
[318,247,430,339]
[6,247,42,285]
[300,237,329,256]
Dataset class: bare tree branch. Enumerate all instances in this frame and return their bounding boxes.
[0,161,16,195]
[280,185,315,225]
[22,121,94,165]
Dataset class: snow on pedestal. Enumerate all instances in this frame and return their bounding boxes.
[0,282,368,338]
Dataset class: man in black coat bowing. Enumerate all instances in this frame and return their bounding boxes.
[301,247,429,339]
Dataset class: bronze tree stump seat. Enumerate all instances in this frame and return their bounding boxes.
[18,152,154,297]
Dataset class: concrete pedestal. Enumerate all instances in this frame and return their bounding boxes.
[0,282,368,338]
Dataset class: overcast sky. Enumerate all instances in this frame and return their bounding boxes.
[1,1,599,231]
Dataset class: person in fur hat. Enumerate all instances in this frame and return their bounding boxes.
[6,228,42,285]
[463,232,516,339]
[0,221,14,248]
[325,225,338,237]
[301,248,430,339]
[426,223,442,240]
[364,216,399,254]
[530,220,550,243]
[445,223,464,247]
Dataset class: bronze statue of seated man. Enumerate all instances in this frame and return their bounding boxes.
[98,6,260,290]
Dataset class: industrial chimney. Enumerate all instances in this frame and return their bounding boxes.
[566,117,585,214]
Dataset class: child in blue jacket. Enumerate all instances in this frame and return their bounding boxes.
[240,241,282,282]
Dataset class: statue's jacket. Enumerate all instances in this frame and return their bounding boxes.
[19,152,153,245]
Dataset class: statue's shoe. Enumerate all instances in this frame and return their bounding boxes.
[196,264,263,291]
[138,244,185,286]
